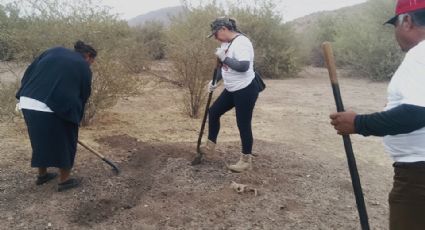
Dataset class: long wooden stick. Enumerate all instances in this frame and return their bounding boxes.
[322,42,370,230]
[191,61,221,165]
[78,140,120,175]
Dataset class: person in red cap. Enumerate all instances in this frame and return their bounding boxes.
[330,0,425,229]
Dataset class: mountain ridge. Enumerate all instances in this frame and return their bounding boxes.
[128,6,186,27]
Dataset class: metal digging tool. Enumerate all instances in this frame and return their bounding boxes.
[322,42,370,230]
[191,61,220,165]
[78,140,120,175]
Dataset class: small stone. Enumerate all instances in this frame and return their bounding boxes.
[371,201,380,206]
[47,223,52,227]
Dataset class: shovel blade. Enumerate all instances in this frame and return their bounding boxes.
[103,158,120,175]
[191,153,203,165]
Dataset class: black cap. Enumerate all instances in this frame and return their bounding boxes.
[385,15,398,25]
[207,17,236,38]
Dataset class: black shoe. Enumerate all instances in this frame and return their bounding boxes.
[57,178,81,192]
[36,172,58,185]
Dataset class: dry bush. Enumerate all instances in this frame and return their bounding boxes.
[133,21,167,61]
[334,0,402,81]
[298,15,337,67]
[82,56,139,125]
[115,35,152,74]
[167,1,304,117]
[229,1,302,78]
[1,0,149,125]
[297,0,402,81]
[0,80,19,122]
[166,5,219,118]
[0,62,25,122]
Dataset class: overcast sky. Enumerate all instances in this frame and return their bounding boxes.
[102,0,367,21]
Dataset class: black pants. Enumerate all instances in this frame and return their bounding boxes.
[208,79,259,154]
[389,162,425,230]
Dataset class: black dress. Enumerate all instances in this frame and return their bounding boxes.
[22,109,78,168]
[16,47,92,169]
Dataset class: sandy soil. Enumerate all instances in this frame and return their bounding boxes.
[0,66,393,229]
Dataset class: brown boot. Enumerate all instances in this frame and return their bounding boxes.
[199,140,216,155]
[227,154,253,173]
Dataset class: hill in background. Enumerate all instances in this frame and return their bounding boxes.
[128,6,186,27]
[289,3,367,34]
[128,3,368,30]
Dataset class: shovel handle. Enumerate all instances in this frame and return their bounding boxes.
[77,140,120,175]
[322,42,339,85]
[192,59,222,165]
[322,42,345,113]
[322,42,370,230]
[78,140,105,159]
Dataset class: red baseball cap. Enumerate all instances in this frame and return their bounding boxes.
[386,0,425,25]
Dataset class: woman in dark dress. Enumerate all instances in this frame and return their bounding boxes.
[16,41,96,192]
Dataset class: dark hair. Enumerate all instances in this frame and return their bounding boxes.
[74,40,97,58]
[228,18,241,33]
[409,9,425,27]
[210,17,242,34]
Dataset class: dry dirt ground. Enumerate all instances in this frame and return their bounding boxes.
[0,66,393,229]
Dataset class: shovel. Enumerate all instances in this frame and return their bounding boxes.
[78,140,120,175]
[322,42,370,230]
[191,61,220,165]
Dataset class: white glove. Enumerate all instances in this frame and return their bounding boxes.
[215,47,227,62]
[208,80,218,93]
